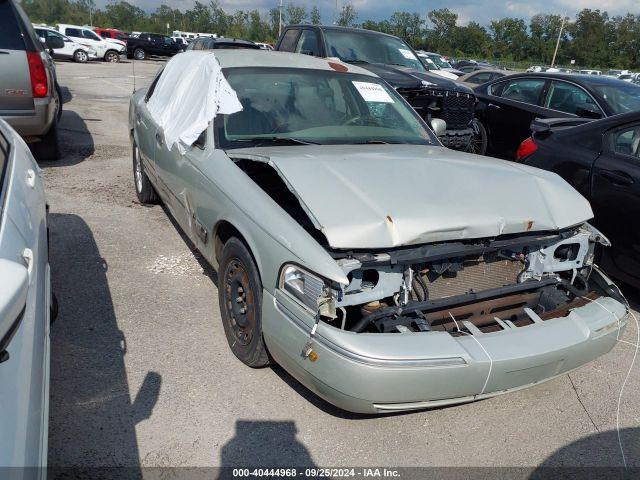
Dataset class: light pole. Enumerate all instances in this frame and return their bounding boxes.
[550,14,567,68]
[278,0,283,37]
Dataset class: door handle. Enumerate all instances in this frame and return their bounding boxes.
[487,103,501,110]
[155,133,163,146]
[600,170,634,186]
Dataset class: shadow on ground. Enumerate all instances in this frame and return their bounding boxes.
[40,110,96,167]
[531,428,639,477]
[48,213,160,474]
[216,420,321,479]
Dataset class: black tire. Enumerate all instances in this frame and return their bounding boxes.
[133,48,146,60]
[31,122,61,161]
[465,119,488,155]
[73,49,88,63]
[50,292,59,323]
[219,238,271,368]
[132,142,159,204]
[55,82,63,121]
[105,50,120,63]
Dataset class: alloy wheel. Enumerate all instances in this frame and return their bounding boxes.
[106,51,119,63]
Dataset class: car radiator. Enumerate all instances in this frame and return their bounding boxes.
[422,257,524,300]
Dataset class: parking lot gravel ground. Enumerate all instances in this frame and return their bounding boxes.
[44,59,640,471]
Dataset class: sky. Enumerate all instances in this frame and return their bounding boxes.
[95,0,640,26]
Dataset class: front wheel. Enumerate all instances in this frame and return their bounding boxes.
[104,50,120,63]
[133,48,146,60]
[219,238,271,368]
[73,49,88,63]
[132,142,158,204]
[466,119,488,155]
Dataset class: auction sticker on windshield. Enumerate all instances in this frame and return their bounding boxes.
[352,81,394,103]
[399,48,417,60]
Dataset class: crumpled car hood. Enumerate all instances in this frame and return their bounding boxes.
[228,145,593,250]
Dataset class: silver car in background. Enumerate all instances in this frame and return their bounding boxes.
[0,118,52,468]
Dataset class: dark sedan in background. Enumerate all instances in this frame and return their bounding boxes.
[475,73,640,159]
[516,112,640,286]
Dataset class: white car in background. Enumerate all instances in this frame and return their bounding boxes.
[416,52,459,80]
[57,23,125,63]
[0,119,53,469]
[171,36,188,49]
[34,25,97,63]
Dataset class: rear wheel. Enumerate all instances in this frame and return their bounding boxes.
[465,119,488,155]
[132,142,158,204]
[133,48,146,60]
[73,49,88,63]
[105,50,120,63]
[219,238,271,368]
[31,122,61,161]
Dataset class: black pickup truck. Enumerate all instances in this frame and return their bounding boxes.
[127,33,183,60]
[276,25,485,153]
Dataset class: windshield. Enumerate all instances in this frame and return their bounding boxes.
[217,68,435,150]
[428,55,452,69]
[593,84,640,114]
[322,30,425,71]
[418,55,440,71]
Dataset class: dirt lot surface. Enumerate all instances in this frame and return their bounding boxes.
[44,58,640,470]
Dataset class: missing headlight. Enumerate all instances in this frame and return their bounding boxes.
[279,264,336,318]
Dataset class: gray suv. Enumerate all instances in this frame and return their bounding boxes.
[0,0,62,160]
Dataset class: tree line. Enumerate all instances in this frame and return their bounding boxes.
[21,0,640,69]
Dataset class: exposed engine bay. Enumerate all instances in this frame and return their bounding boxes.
[231,155,620,337]
[315,224,620,335]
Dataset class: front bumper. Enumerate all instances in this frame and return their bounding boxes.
[438,128,473,150]
[263,288,628,414]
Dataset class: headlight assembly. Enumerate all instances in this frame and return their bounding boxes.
[279,264,336,318]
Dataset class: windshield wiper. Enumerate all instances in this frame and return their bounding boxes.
[238,137,320,146]
[353,140,403,144]
[344,59,370,64]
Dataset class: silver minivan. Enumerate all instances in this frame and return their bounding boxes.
[0,0,62,161]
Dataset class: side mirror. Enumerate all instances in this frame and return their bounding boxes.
[430,118,447,136]
[46,36,64,50]
[0,259,29,364]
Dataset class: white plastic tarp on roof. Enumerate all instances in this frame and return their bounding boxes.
[146,51,242,153]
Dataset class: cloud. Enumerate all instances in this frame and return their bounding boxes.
[94,0,640,26]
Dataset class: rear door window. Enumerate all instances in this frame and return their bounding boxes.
[65,28,82,38]
[468,72,492,84]
[494,78,546,105]
[279,29,299,52]
[544,80,601,116]
[0,1,25,50]
[612,124,640,159]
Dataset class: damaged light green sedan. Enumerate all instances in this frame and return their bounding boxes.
[129,50,629,414]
